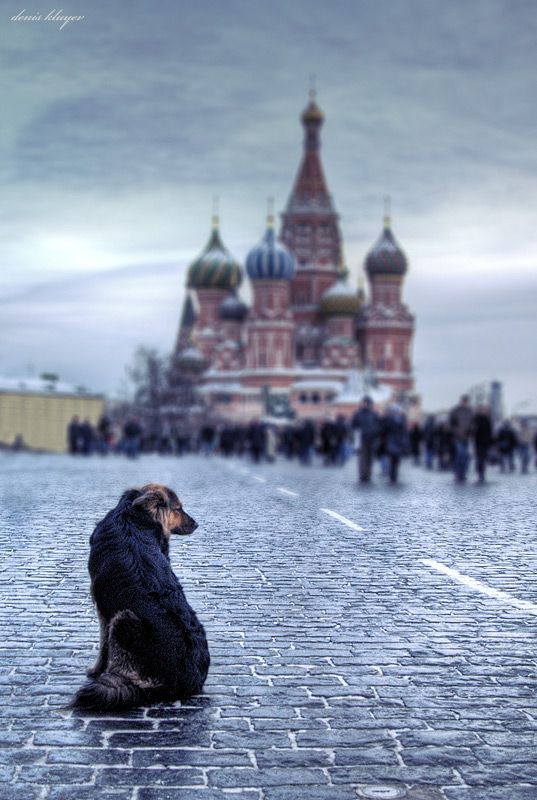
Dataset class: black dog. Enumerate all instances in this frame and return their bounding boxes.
[71,483,210,710]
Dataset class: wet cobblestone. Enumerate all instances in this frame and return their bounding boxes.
[1,452,536,799]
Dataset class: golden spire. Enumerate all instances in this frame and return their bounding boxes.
[383,194,391,228]
[266,196,275,229]
[212,194,220,229]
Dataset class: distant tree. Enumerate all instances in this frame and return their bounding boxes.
[40,372,59,391]
[126,346,169,417]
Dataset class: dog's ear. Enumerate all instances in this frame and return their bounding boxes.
[132,485,169,513]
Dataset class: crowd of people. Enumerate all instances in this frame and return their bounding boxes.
[67,395,537,484]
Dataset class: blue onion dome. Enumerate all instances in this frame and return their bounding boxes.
[320,268,362,317]
[187,216,243,290]
[219,290,249,321]
[246,214,296,281]
[365,215,408,277]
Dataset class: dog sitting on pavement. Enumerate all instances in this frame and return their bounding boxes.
[71,483,210,710]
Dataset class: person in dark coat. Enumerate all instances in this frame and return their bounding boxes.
[67,415,82,455]
[352,397,380,483]
[97,415,112,455]
[80,419,95,456]
[333,415,349,465]
[199,425,215,456]
[422,415,436,470]
[472,405,493,483]
[123,417,142,458]
[449,395,473,482]
[219,426,235,457]
[381,403,409,484]
[248,420,267,463]
[298,420,316,465]
[496,421,518,473]
[409,422,422,465]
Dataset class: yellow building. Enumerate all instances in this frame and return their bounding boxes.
[0,379,105,453]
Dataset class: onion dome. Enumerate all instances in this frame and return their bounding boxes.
[246,212,296,281]
[219,290,248,321]
[187,216,242,290]
[365,214,408,277]
[176,344,206,373]
[320,268,362,317]
[301,89,324,124]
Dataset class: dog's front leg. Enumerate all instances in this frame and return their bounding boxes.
[87,611,109,677]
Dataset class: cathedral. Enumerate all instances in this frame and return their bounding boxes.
[170,92,415,421]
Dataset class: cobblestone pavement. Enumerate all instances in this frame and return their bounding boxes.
[1,452,537,800]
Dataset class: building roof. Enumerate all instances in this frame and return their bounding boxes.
[365,216,408,276]
[246,218,296,281]
[320,269,362,316]
[219,291,249,321]
[187,217,243,290]
[0,376,101,398]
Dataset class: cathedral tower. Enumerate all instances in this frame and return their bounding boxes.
[280,92,343,365]
[244,211,296,386]
[357,209,415,394]
[185,215,242,362]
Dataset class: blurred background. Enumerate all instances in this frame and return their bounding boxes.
[1,0,536,453]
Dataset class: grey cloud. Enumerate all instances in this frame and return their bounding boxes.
[1,0,536,409]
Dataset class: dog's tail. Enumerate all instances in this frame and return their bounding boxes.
[70,671,144,711]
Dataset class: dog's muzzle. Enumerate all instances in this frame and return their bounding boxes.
[173,513,198,535]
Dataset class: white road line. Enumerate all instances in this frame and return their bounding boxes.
[320,508,365,531]
[277,487,299,497]
[253,475,267,483]
[420,559,537,615]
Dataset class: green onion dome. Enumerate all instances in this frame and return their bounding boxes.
[365,215,408,277]
[187,217,243,290]
[320,269,362,317]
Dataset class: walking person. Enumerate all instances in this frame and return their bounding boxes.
[80,419,95,456]
[248,419,267,463]
[516,420,533,474]
[409,422,422,465]
[422,415,436,470]
[123,417,143,459]
[298,420,315,465]
[67,415,82,455]
[449,394,473,483]
[334,415,349,465]
[496,420,518,473]
[96,414,112,455]
[472,404,493,483]
[352,396,380,483]
[381,403,409,484]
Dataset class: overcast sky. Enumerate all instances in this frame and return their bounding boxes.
[1,0,536,412]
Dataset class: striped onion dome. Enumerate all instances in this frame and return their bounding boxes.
[365,215,408,277]
[187,217,243,290]
[219,290,248,321]
[320,269,362,317]
[246,215,296,281]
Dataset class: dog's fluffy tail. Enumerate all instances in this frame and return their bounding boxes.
[70,672,143,711]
